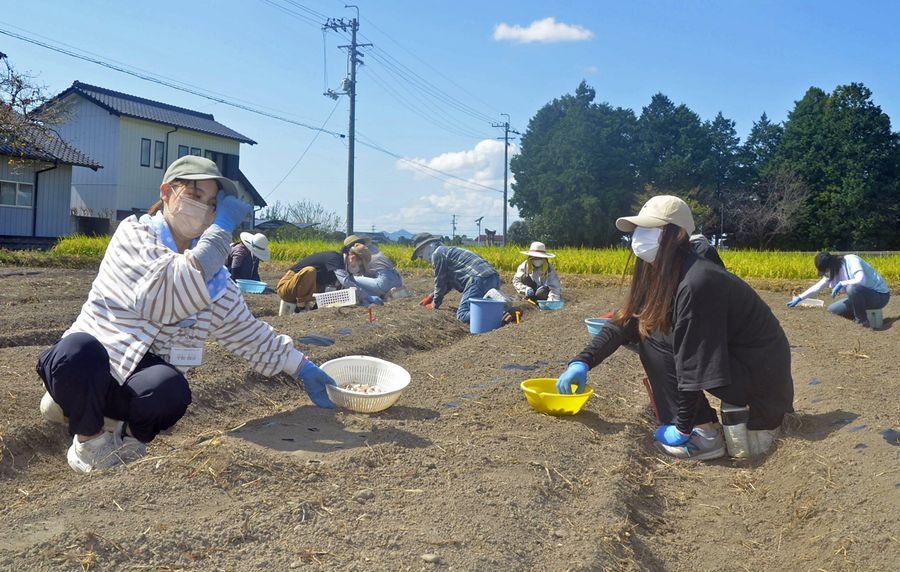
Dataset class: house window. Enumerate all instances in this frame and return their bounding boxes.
[178,145,189,158]
[204,150,225,171]
[191,147,201,156]
[140,138,151,167]
[154,141,165,169]
[0,180,34,207]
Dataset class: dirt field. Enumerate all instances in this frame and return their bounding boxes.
[1,265,898,571]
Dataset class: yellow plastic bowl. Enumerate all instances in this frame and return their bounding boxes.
[520,378,593,416]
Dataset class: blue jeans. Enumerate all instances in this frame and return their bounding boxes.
[827,284,890,324]
[36,333,192,442]
[457,273,501,323]
[353,269,404,297]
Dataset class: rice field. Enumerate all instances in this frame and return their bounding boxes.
[49,234,900,283]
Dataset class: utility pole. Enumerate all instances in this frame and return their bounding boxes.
[474,216,483,245]
[451,214,457,241]
[323,6,372,236]
[492,113,519,245]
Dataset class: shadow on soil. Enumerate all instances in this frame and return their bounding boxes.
[784,409,860,441]
[229,405,432,457]
[562,410,627,436]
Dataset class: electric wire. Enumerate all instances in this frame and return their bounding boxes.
[265,96,343,199]
[0,24,346,138]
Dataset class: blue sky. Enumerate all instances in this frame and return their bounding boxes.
[2,1,899,237]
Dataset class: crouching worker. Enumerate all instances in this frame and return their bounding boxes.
[277,248,382,315]
[226,231,270,281]
[513,241,562,303]
[411,233,501,323]
[36,156,337,474]
[342,234,406,299]
[788,252,889,328]
[555,195,794,460]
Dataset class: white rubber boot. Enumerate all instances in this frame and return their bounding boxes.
[279,300,297,316]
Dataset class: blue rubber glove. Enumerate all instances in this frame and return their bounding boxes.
[213,191,252,234]
[361,295,384,307]
[831,282,844,298]
[525,287,535,297]
[556,361,589,394]
[655,424,691,446]
[786,296,802,308]
[297,361,336,408]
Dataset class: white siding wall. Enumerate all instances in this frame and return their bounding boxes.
[35,164,75,237]
[52,96,119,217]
[0,159,74,237]
[116,117,241,214]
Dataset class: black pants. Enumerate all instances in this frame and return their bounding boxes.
[520,275,550,301]
[638,334,747,428]
[36,333,192,443]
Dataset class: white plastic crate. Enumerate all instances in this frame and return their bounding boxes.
[313,286,358,308]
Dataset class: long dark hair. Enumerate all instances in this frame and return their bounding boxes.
[615,224,692,339]
[814,252,844,281]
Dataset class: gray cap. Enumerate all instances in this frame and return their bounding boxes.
[411,232,442,260]
[163,155,238,197]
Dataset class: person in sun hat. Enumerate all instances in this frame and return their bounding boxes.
[226,231,270,281]
[35,155,338,474]
[277,246,383,315]
[411,232,502,323]
[787,252,889,328]
[342,234,406,299]
[512,241,562,303]
[554,195,794,461]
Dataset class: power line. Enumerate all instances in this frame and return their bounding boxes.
[265,96,343,199]
[259,0,323,28]
[355,131,503,194]
[0,24,346,139]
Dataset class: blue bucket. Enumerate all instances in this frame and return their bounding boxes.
[585,318,609,337]
[469,298,506,334]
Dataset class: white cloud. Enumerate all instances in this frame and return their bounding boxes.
[388,139,520,234]
[583,64,600,75]
[493,17,594,44]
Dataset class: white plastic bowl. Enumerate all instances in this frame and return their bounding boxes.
[321,356,411,413]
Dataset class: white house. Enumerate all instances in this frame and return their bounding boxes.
[48,81,265,228]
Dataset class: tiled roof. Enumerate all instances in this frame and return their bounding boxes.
[0,123,101,169]
[236,168,266,208]
[58,81,256,144]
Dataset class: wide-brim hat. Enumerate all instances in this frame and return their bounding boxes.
[520,241,555,259]
[615,195,695,235]
[411,232,441,260]
[342,234,372,253]
[240,231,271,261]
[163,155,239,198]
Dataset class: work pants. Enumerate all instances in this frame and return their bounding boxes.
[277,267,320,304]
[36,333,191,443]
[827,284,889,324]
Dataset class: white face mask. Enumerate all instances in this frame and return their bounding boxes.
[531,258,545,268]
[631,226,662,263]
[165,192,214,239]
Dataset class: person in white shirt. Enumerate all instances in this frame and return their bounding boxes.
[36,156,338,474]
[787,252,890,328]
[341,234,405,299]
[512,241,562,303]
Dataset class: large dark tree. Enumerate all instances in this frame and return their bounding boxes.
[773,83,900,249]
[510,81,640,246]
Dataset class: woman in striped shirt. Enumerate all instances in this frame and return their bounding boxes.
[36,156,337,474]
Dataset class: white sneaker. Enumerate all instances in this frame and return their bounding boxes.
[659,426,727,461]
[66,428,145,473]
[40,391,120,433]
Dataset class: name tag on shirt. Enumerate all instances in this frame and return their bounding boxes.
[169,346,204,367]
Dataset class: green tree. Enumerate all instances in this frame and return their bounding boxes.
[773,83,900,249]
[705,111,746,235]
[635,93,717,207]
[509,81,640,247]
[742,112,783,175]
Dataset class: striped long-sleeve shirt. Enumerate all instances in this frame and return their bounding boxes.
[430,245,499,307]
[65,216,304,384]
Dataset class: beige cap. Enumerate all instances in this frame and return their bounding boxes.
[519,241,556,259]
[163,155,238,197]
[616,195,695,234]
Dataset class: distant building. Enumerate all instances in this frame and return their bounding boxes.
[46,81,265,229]
[254,219,318,232]
[354,231,391,243]
[1,123,101,248]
